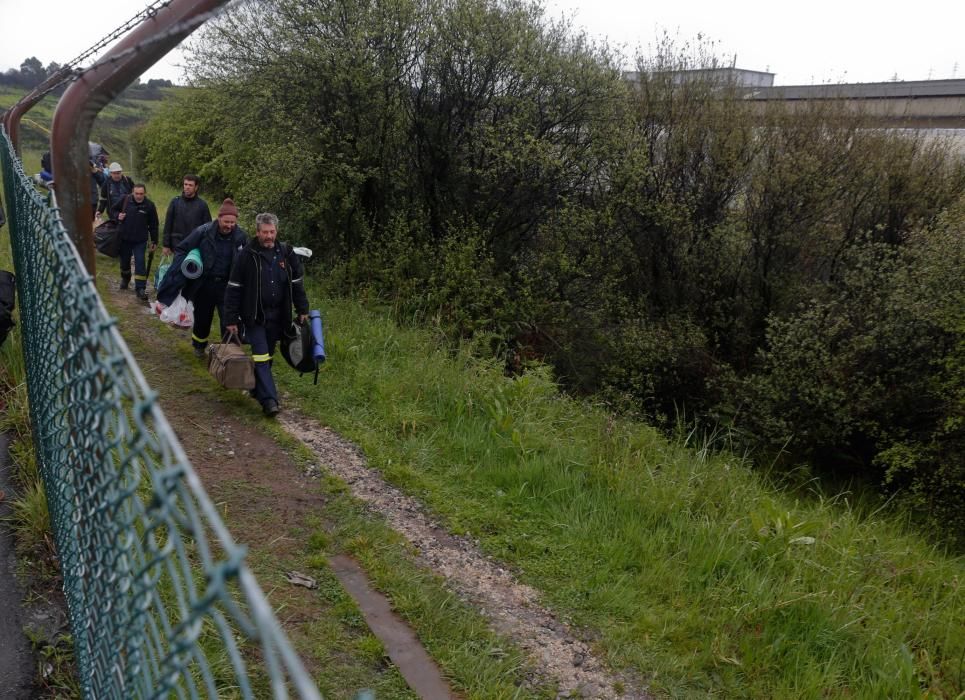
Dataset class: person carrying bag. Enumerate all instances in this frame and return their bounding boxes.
[206,330,255,390]
[94,194,128,258]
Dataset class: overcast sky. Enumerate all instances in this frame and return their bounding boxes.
[1,0,963,86]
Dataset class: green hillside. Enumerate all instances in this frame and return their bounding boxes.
[0,83,180,171]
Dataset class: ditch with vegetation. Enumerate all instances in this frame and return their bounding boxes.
[1,0,963,695]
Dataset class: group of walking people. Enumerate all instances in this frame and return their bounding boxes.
[99,169,310,417]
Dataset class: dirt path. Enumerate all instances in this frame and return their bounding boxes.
[107,278,648,699]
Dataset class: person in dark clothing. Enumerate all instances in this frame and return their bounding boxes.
[97,162,134,220]
[224,212,309,417]
[114,184,159,301]
[90,160,106,218]
[162,174,211,256]
[175,198,247,358]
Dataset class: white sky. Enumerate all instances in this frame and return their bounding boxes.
[1,0,963,87]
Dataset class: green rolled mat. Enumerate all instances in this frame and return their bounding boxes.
[181,247,203,279]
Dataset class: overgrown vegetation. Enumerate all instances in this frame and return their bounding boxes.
[274,290,965,698]
[135,0,965,546]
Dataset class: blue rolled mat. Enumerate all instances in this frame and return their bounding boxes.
[309,310,326,363]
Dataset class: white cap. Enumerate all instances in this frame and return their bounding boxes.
[292,246,313,258]
[108,162,123,173]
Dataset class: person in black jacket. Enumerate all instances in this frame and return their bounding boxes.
[225,212,309,416]
[97,162,134,220]
[162,174,211,255]
[89,160,106,218]
[175,198,247,357]
[114,184,159,301]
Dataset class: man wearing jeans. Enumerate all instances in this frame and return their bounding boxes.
[114,184,159,301]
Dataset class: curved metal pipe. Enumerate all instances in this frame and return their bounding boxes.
[2,67,74,155]
[50,0,229,274]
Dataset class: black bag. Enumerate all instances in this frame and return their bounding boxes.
[94,193,130,258]
[280,321,317,377]
[94,220,120,257]
[0,270,16,347]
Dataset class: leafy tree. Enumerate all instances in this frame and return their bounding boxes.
[133,87,230,194]
[137,0,965,543]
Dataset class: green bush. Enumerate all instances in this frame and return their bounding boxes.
[741,220,964,546]
[136,0,965,544]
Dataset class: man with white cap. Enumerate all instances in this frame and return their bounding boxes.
[97,162,134,221]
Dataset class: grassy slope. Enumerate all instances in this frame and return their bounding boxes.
[0,84,179,171]
[274,287,964,699]
[103,269,548,698]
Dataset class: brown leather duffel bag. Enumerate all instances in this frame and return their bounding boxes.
[207,332,255,390]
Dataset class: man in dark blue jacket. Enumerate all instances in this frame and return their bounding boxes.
[114,184,159,301]
[225,212,309,416]
[162,174,211,255]
[175,198,247,357]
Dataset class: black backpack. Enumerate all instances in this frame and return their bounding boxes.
[0,271,16,347]
[280,322,318,381]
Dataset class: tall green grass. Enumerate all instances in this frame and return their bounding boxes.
[275,291,964,698]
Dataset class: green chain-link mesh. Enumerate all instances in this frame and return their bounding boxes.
[1,129,322,699]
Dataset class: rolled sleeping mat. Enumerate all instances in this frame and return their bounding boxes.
[181,247,203,279]
[309,310,326,363]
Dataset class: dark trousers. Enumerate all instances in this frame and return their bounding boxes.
[191,278,228,349]
[118,239,148,291]
[246,321,283,406]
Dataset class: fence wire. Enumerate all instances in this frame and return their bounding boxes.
[0,128,322,699]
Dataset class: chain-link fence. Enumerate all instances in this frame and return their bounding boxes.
[0,129,322,699]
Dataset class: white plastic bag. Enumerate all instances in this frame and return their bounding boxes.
[158,294,194,328]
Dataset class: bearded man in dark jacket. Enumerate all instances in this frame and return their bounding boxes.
[162,174,211,255]
[175,198,247,357]
[224,212,309,417]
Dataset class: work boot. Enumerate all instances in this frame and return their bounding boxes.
[262,399,280,417]
[193,345,206,359]
[136,289,149,302]
[119,276,130,290]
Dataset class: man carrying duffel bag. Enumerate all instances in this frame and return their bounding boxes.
[224,212,309,417]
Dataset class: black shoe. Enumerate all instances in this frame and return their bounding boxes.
[262,399,280,417]
[119,279,130,290]
[136,290,148,301]
[193,346,206,359]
